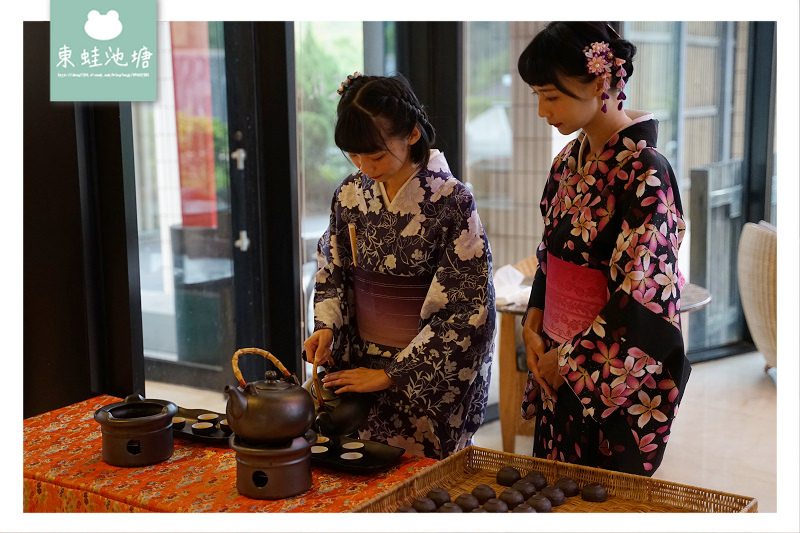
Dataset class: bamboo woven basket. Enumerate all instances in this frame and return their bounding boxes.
[353,446,757,513]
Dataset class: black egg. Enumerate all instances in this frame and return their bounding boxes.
[510,479,536,499]
[454,493,480,512]
[496,465,522,486]
[437,502,463,512]
[471,484,496,504]
[555,476,579,497]
[482,497,509,513]
[426,487,451,507]
[581,482,608,502]
[522,470,547,490]
[498,488,525,509]
[512,503,537,513]
[411,497,437,513]
[540,485,565,506]
[395,505,417,512]
[526,494,552,513]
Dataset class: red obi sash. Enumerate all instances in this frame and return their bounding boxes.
[542,253,608,344]
[353,268,432,348]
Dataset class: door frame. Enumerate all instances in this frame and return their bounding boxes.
[224,21,303,381]
[144,21,303,390]
[24,22,145,416]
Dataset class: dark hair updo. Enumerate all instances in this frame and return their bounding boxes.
[334,74,436,169]
[518,22,637,99]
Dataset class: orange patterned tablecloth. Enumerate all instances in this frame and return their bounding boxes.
[23,395,436,512]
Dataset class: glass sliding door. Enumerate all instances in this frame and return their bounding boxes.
[624,21,763,357]
[464,22,550,272]
[294,21,365,349]
[132,21,236,391]
[133,21,306,394]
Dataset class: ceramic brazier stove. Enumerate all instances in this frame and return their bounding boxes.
[224,347,316,500]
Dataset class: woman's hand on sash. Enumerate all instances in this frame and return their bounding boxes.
[304,328,334,366]
[322,367,393,393]
[522,307,557,398]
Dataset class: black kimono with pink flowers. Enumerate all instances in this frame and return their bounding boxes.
[521,113,692,476]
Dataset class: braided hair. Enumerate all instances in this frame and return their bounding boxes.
[334,74,436,168]
[518,22,636,99]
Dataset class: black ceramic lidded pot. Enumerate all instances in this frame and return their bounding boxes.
[94,394,178,467]
[224,347,316,500]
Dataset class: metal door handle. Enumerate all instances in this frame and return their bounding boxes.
[234,230,250,252]
[231,148,247,171]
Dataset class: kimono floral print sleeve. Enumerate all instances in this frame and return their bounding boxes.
[523,117,692,475]
[385,171,495,432]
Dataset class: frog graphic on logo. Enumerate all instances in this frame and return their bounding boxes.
[84,9,123,41]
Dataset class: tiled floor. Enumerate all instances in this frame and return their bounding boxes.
[147,350,777,513]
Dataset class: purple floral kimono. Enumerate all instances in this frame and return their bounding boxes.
[522,112,692,475]
[313,150,496,459]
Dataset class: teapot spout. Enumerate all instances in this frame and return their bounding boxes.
[224,385,247,420]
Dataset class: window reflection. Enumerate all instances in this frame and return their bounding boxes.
[131,20,771,396]
[464,22,767,356]
[295,21,365,338]
[132,22,234,390]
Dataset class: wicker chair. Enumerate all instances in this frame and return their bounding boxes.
[736,221,777,374]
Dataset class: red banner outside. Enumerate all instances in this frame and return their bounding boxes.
[170,22,218,227]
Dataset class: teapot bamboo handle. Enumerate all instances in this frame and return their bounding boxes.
[311,359,325,409]
[232,347,292,388]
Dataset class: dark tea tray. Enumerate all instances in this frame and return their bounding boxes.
[310,435,405,474]
[172,406,230,446]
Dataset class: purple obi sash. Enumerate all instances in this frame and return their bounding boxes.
[353,268,432,348]
[542,252,608,344]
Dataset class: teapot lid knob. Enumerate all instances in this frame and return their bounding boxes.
[264,370,279,381]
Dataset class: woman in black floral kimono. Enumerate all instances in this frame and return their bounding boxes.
[303,74,495,459]
[517,22,691,475]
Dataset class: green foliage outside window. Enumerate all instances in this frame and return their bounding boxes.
[296,22,364,216]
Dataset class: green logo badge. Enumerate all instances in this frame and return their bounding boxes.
[50,0,157,101]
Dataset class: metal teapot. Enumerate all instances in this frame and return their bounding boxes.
[224,348,315,444]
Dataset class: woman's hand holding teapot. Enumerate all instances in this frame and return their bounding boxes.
[322,367,393,393]
[303,328,334,366]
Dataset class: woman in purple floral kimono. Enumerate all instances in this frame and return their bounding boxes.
[303,74,495,459]
[517,22,691,475]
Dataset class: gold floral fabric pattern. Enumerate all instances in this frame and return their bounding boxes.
[313,150,496,460]
[23,396,436,512]
[521,116,692,476]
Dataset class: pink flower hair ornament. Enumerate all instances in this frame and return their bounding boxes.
[337,71,363,96]
[583,42,627,113]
